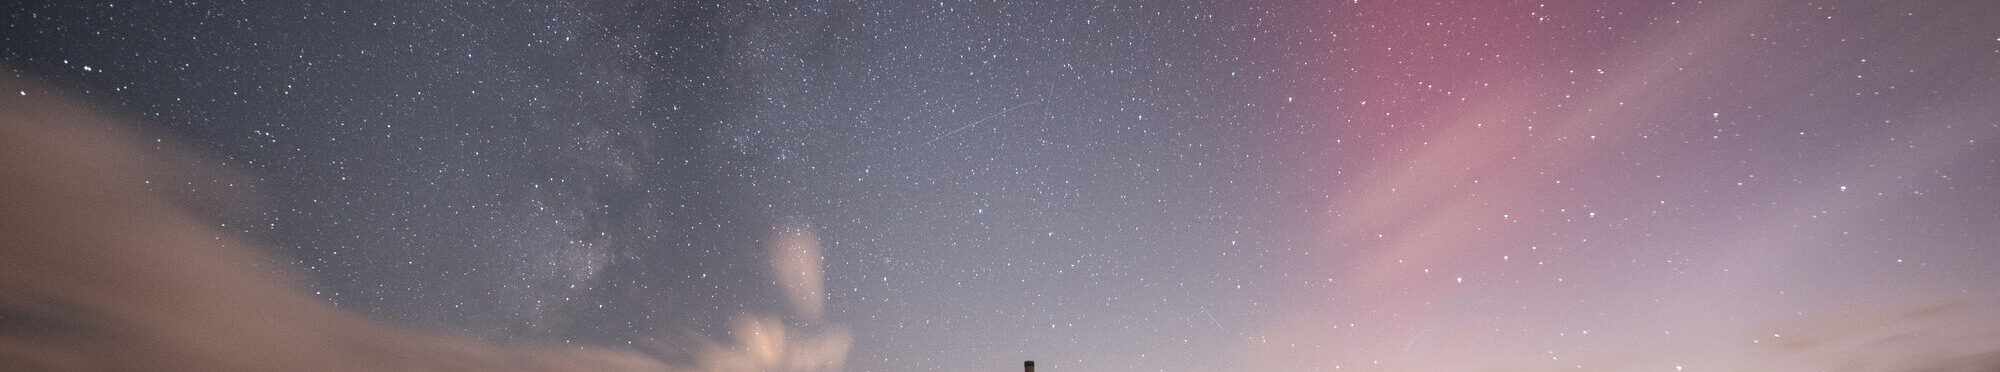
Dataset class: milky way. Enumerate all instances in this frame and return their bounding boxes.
[6,1,2000,371]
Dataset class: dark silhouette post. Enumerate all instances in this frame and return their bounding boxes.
[1024,360,1034,372]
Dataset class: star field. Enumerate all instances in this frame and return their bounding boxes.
[6,1,2000,371]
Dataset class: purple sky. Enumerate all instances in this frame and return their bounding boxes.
[6,1,2000,371]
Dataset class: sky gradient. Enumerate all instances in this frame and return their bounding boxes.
[6,1,2000,371]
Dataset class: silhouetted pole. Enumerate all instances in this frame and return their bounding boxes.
[1024,360,1034,372]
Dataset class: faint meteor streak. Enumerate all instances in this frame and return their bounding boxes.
[923,99,1041,146]
[1199,306,1226,331]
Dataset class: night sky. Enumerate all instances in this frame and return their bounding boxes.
[7,1,2000,371]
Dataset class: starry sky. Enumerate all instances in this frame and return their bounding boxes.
[7,1,2000,371]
